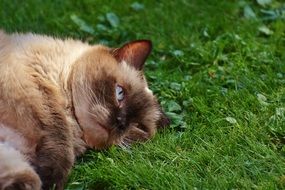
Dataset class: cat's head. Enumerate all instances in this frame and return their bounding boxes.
[71,40,170,149]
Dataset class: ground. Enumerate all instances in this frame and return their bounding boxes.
[1,0,285,189]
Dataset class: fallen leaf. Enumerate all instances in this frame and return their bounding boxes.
[257,93,269,106]
[131,2,145,11]
[172,50,184,57]
[244,5,256,19]
[225,117,237,124]
[96,24,108,31]
[106,12,120,28]
[70,14,94,34]
[258,25,273,36]
[167,101,182,112]
[170,82,181,91]
[165,112,184,129]
[257,0,272,6]
[276,108,285,117]
[106,157,114,164]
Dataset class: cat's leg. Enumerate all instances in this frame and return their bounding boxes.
[0,142,41,190]
[29,110,74,190]
[30,101,74,190]
[14,81,76,190]
[33,133,74,190]
[0,76,75,190]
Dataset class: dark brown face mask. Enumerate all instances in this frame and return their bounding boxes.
[111,40,170,144]
[72,39,171,148]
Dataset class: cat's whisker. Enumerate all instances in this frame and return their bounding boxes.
[83,86,104,110]
[78,84,93,103]
[123,137,134,144]
[85,84,95,99]
[83,83,96,103]
[76,106,109,124]
[121,139,131,148]
[117,143,125,149]
[75,107,98,118]
[101,84,107,107]
[79,81,91,100]
[86,84,101,106]
[118,141,131,153]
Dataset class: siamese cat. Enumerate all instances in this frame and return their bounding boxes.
[0,30,169,190]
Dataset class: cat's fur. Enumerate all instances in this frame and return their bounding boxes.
[0,30,169,190]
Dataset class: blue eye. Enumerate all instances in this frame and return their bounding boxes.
[116,85,124,101]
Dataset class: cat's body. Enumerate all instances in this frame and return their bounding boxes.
[0,31,169,190]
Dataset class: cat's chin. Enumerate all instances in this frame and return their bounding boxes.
[82,123,111,150]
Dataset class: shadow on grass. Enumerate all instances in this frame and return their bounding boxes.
[88,179,113,190]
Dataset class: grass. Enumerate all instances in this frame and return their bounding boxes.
[1,0,285,189]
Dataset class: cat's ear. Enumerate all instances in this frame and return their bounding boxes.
[112,40,152,70]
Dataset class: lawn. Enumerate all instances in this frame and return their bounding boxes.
[1,0,285,189]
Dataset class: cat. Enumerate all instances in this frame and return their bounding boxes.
[0,30,170,190]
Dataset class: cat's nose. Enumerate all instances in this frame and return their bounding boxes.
[116,117,126,130]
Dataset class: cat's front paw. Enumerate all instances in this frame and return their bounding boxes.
[0,169,41,190]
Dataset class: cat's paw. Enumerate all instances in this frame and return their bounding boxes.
[0,169,41,190]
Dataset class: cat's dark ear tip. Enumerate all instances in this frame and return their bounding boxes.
[132,39,152,52]
[135,39,152,46]
[112,39,153,70]
[132,39,152,44]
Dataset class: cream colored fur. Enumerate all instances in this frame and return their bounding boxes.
[0,31,167,189]
[0,141,41,190]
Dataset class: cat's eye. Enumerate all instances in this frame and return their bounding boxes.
[116,84,125,102]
